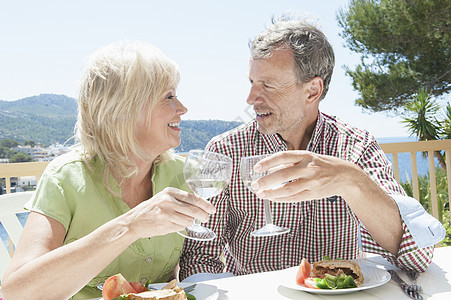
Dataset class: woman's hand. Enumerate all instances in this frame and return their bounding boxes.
[126,187,216,238]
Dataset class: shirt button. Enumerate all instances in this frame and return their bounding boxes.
[141,278,147,284]
[145,257,152,263]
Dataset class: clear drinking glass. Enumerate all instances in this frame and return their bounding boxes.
[178,150,232,241]
[240,154,290,237]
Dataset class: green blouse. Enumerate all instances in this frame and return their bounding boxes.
[30,149,188,299]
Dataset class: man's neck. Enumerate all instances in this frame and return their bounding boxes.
[282,116,318,151]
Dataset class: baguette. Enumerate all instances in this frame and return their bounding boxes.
[126,279,187,300]
[312,260,364,286]
[126,289,186,300]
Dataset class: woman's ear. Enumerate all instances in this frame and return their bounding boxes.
[307,77,323,103]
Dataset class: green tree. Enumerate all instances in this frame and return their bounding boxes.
[23,140,36,147]
[337,0,450,113]
[9,152,33,163]
[0,146,16,159]
[0,138,19,148]
[402,88,446,168]
[443,103,451,139]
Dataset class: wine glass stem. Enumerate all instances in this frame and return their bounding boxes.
[263,199,274,225]
[193,193,204,226]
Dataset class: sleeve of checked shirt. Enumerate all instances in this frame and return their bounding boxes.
[178,140,231,281]
[357,141,445,272]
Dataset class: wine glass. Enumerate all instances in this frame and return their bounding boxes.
[178,150,232,241]
[240,154,290,237]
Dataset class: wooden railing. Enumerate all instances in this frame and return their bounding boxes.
[380,139,451,224]
[0,161,49,194]
[1,140,450,221]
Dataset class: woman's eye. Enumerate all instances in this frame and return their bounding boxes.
[166,95,176,101]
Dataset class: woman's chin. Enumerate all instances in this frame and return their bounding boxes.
[170,139,182,150]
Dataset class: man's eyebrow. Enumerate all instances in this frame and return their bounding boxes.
[251,78,278,85]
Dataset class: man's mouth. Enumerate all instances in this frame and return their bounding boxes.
[256,112,272,118]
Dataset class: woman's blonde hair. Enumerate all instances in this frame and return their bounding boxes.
[75,41,180,194]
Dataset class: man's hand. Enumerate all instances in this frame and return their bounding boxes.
[251,150,403,254]
[251,151,359,202]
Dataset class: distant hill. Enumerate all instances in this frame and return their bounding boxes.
[0,94,243,150]
[0,94,78,145]
[176,119,243,152]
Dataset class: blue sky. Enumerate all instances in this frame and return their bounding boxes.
[0,0,421,138]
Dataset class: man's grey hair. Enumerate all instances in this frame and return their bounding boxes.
[250,14,335,100]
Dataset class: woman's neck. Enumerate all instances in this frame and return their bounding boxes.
[121,156,155,208]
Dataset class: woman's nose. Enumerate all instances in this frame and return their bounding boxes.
[175,97,188,115]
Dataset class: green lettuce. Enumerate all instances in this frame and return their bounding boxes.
[314,273,357,289]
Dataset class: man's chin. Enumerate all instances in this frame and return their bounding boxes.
[256,122,275,135]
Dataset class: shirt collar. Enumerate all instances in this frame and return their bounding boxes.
[306,110,325,151]
[250,120,287,154]
[261,132,287,153]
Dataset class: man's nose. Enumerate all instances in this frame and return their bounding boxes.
[246,85,262,105]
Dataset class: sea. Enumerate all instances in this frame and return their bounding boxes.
[0,136,439,253]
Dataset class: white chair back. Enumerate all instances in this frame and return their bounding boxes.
[0,191,34,283]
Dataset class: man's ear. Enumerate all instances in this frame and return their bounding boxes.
[307,77,323,103]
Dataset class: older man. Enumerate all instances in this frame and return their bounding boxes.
[180,15,444,281]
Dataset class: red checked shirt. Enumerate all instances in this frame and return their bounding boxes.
[179,111,434,280]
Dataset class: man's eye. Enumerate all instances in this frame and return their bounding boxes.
[263,83,274,89]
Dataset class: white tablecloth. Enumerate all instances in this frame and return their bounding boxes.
[200,246,451,299]
[86,246,451,300]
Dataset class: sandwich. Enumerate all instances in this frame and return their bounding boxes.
[126,279,187,300]
[312,259,364,286]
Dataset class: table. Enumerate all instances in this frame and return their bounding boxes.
[199,246,451,299]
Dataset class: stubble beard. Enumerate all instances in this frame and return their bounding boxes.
[256,116,280,136]
[256,113,304,141]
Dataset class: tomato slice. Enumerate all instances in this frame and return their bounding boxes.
[102,274,137,300]
[296,258,312,285]
[304,277,319,289]
[129,281,148,293]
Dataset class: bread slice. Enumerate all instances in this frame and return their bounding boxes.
[126,289,186,300]
[126,280,187,300]
[312,260,364,286]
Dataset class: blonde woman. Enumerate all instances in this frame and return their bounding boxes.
[1,41,215,299]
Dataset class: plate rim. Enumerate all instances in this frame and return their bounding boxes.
[280,265,391,294]
[97,282,219,300]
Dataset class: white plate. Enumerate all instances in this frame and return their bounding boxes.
[97,282,218,300]
[280,265,391,295]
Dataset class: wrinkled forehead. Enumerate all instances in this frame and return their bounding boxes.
[248,48,297,81]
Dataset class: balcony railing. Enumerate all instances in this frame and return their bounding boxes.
[0,161,49,194]
[380,139,451,224]
[1,139,450,225]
